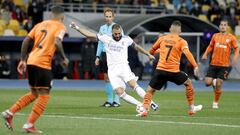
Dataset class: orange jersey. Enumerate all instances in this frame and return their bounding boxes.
[150,34,195,72]
[27,20,66,69]
[208,33,238,67]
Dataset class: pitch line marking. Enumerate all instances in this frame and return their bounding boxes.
[38,112,240,120]
[17,113,240,128]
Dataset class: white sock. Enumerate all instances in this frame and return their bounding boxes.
[120,92,141,105]
[134,85,155,105]
[134,85,146,98]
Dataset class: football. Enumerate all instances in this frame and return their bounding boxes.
[136,104,146,113]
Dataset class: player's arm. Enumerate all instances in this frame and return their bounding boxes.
[17,36,33,75]
[55,37,69,67]
[95,41,104,66]
[202,35,215,60]
[95,27,104,65]
[20,36,33,61]
[133,42,155,61]
[149,37,161,55]
[96,42,104,57]
[183,47,199,76]
[231,36,239,68]
[70,22,97,39]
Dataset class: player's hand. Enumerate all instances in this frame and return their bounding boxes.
[95,57,100,66]
[148,54,155,61]
[69,22,79,30]
[194,67,199,77]
[17,60,26,75]
[201,55,207,62]
[62,57,69,68]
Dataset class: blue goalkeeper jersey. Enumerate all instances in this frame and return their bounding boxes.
[96,22,124,57]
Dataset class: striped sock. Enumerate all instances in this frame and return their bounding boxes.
[27,95,50,124]
[214,89,222,103]
[143,92,153,109]
[185,83,194,106]
[9,92,36,114]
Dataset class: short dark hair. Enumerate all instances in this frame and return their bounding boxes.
[112,24,121,30]
[172,20,181,27]
[220,19,228,24]
[51,5,64,14]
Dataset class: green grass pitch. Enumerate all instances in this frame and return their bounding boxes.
[0,89,240,135]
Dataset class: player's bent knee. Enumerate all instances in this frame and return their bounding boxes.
[119,92,126,98]
[184,79,192,86]
[115,87,125,96]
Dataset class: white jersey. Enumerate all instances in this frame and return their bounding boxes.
[97,34,134,67]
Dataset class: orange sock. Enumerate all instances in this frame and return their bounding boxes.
[27,95,50,124]
[143,92,153,109]
[9,92,36,114]
[214,89,222,103]
[185,83,194,105]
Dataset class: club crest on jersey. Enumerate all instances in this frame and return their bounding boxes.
[216,43,227,48]
[226,39,230,43]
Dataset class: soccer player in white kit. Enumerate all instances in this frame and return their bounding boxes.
[70,22,159,110]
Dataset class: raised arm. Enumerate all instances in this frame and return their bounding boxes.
[70,22,97,39]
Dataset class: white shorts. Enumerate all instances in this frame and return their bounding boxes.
[108,64,138,90]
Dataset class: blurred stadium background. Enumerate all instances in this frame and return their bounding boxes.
[1,0,240,135]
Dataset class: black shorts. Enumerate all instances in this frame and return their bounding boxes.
[99,52,108,73]
[206,65,229,80]
[149,69,188,90]
[27,65,52,88]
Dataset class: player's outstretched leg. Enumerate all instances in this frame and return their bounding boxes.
[119,92,141,105]
[184,80,203,115]
[133,84,159,111]
[1,92,36,131]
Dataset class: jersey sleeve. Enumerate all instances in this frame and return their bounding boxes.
[127,36,134,47]
[180,40,189,51]
[181,39,197,68]
[27,24,38,39]
[55,24,67,41]
[96,26,105,56]
[208,34,216,47]
[231,35,238,49]
[97,34,111,45]
[149,37,162,55]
